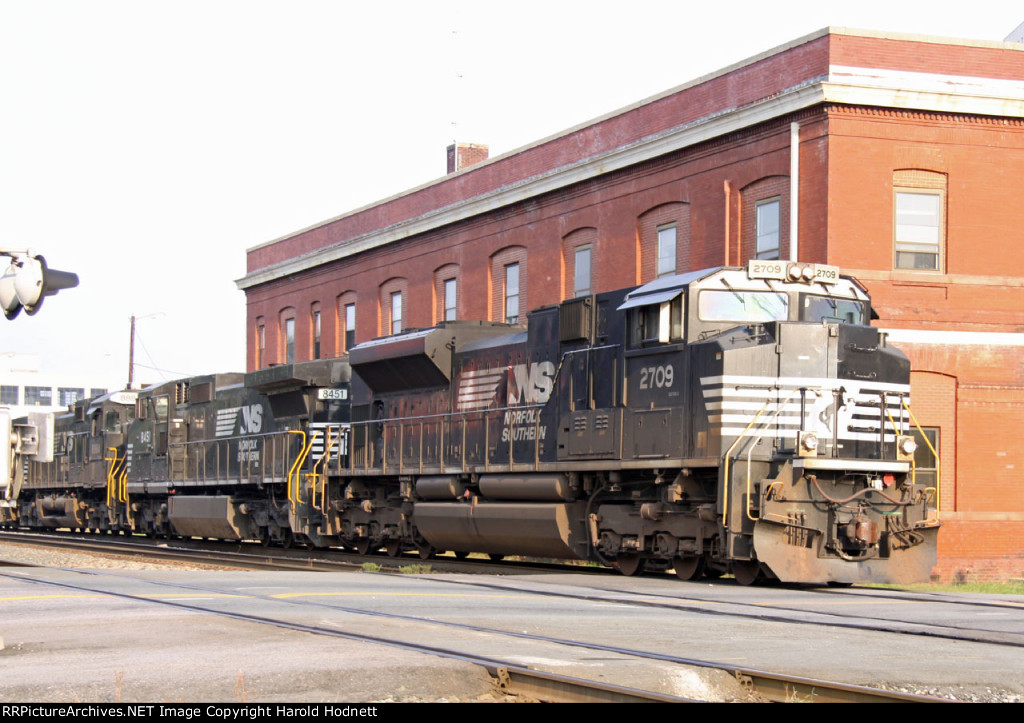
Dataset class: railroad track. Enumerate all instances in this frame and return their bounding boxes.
[1,554,955,703]
[5,530,1022,650]
[0,529,602,576]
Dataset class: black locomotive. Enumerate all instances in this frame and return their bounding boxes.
[0,263,940,584]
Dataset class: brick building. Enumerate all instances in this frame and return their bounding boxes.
[237,28,1024,581]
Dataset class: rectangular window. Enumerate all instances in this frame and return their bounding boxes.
[444,278,457,321]
[0,386,18,405]
[657,225,676,277]
[911,427,939,488]
[256,323,265,368]
[25,386,52,406]
[89,388,107,399]
[58,388,85,406]
[756,199,780,260]
[574,246,591,297]
[285,318,295,365]
[895,191,942,270]
[505,263,520,323]
[391,292,402,335]
[312,310,321,359]
[344,303,356,351]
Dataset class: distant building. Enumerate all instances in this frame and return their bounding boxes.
[0,353,108,418]
[237,28,1024,581]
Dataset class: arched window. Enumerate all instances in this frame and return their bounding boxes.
[336,291,357,353]
[894,170,947,272]
[434,264,460,323]
[379,278,408,336]
[741,177,788,263]
[490,247,527,324]
[638,203,689,282]
[278,308,296,365]
[562,228,597,299]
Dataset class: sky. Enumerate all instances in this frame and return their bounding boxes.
[0,1,1020,392]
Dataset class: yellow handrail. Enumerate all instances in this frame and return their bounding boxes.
[105,447,120,508]
[296,431,319,505]
[309,428,332,510]
[119,463,129,504]
[744,390,800,522]
[900,398,941,521]
[286,430,306,512]
[721,397,774,528]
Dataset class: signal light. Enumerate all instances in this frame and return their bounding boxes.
[0,252,79,319]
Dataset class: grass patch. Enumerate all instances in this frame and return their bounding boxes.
[872,580,1024,595]
[361,562,382,573]
[398,563,432,574]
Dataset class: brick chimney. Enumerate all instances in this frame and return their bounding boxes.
[446,142,489,174]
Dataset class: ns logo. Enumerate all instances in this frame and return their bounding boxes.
[507,361,556,405]
[239,404,263,434]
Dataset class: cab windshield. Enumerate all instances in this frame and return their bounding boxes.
[800,295,867,324]
[698,290,789,322]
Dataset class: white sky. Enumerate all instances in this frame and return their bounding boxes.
[1,1,1020,392]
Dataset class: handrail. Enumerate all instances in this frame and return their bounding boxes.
[310,427,343,512]
[286,430,306,513]
[118,461,128,504]
[105,447,120,509]
[900,398,941,521]
[345,403,549,475]
[721,398,774,528]
[743,389,801,522]
[292,431,319,508]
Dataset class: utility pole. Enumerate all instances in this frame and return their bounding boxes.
[128,315,136,389]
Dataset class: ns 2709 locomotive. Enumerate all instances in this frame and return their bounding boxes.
[0,263,940,584]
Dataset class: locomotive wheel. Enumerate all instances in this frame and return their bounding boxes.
[454,551,470,559]
[731,560,764,586]
[614,553,646,577]
[259,528,272,548]
[354,538,372,556]
[488,553,504,562]
[281,530,295,549]
[672,556,706,581]
[385,539,402,557]
[415,542,435,560]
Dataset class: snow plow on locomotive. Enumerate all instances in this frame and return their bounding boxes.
[0,262,939,584]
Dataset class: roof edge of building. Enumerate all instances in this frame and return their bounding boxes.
[243,27,845,258]
[238,27,1024,291]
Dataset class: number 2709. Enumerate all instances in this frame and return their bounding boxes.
[639,364,674,389]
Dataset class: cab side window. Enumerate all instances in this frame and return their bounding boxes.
[630,296,684,347]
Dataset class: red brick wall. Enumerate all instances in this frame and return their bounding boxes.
[241,31,1024,579]
[897,343,1024,582]
[243,116,808,368]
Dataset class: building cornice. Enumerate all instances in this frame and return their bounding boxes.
[238,58,1024,291]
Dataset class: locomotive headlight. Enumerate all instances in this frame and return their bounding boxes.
[801,266,815,281]
[797,431,819,457]
[897,435,918,461]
